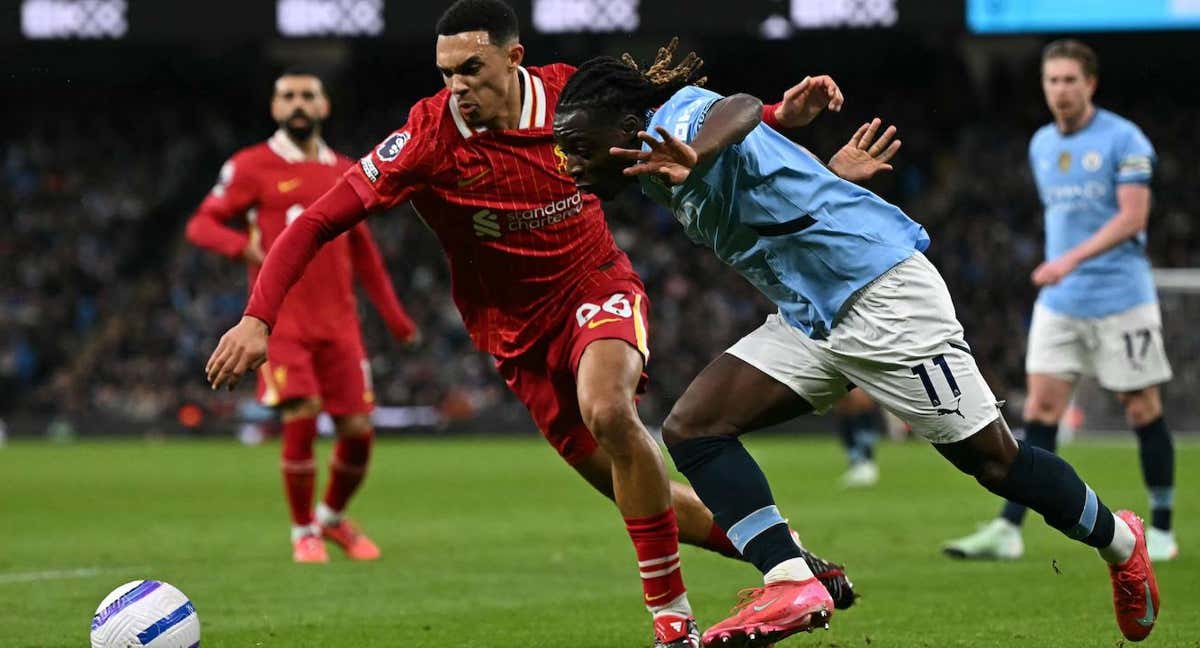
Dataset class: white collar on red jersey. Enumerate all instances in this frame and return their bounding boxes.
[449,66,547,139]
[267,129,338,165]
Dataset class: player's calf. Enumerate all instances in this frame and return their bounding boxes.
[280,415,318,533]
[323,424,373,513]
[940,424,1121,549]
[939,420,1164,637]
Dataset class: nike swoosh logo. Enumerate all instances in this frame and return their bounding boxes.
[752,597,779,612]
[277,178,302,193]
[456,169,491,188]
[1136,582,1156,627]
[586,317,622,329]
[645,590,674,603]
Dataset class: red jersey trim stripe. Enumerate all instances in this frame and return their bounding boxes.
[531,75,547,127]
[633,293,649,360]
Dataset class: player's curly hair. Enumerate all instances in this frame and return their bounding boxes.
[558,37,707,119]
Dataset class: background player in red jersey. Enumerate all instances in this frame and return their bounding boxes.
[187,69,419,564]
[205,3,850,644]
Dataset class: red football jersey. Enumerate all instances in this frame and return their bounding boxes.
[188,131,415,342]
[344,63,638,357]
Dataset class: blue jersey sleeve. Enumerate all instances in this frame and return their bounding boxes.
[640,86,725,204]
[1115,123,1155,184]
[653,86,722,145]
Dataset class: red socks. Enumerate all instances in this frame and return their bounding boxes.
[280,417,318,526]
[322,431,374,514]
[626,509,688,612]
[703,522,742,559]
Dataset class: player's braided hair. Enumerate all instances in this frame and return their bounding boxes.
[558,37,707,119]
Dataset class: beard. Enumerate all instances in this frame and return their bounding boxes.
[281,113,319,142]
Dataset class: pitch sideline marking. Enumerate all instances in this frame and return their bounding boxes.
[0,566,146,585]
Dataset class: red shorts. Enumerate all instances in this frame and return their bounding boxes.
[257,331,374,416]
[496,280,651,466]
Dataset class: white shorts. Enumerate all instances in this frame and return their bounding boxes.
[1025,302,1172,392]
[727,253,1001,444]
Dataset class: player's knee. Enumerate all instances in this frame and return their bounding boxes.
[1022,395,1065,425]
[971,455,1015,492]
[580,397,640,445]
[334,414,373,437]
[1118,389,1161,427]
[660,410,691,447]
[662,404,733,447]
[281,397,322,421]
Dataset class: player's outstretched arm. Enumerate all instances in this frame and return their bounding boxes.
[763,75,844,130]
[205,178,368,390]
[828,118,902,183]
[1031,183,1150,286]
[611,94,763,185]
[348,223,419,344]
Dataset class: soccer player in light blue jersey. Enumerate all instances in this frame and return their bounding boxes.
[944,39,1177,564]
[553,40,1161,646]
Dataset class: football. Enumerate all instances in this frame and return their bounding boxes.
[89,580,200,648]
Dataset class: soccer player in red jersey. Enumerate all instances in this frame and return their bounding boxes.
[187,69,419,564]
[206,2,852,643]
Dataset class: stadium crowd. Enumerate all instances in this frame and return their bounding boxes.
[3,45,1196,434]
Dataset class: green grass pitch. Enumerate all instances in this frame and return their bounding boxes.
[1,436,1197,647]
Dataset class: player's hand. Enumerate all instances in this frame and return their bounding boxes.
[205,316,269,391]
[774,75,845,128]
[610,126,699,186]
[401,330,423,348]
[242,228,265,265]
[1031,256,1078,286]
[828,118,901,183]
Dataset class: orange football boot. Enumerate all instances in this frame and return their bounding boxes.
[1109,510,1160,642]
[322,519,381,561]
[292,534,329,563]
[702,578,832,647]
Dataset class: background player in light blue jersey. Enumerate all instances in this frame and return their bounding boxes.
[944,39,1177,563]
[553,40,1161,646]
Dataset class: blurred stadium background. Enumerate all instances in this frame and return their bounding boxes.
[3,0,1199,442]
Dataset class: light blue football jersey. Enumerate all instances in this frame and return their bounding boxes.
[638,86,930,338]
[1029,108,1157,318]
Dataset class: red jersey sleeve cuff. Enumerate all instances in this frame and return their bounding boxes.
[217,234,250,259]
[242,308,275,332]
[343,162,383,211]
[762,102,782,130]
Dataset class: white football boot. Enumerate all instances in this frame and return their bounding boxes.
[943,518,1024,560]
[1146,527,1179,562]
[839,461,880,489]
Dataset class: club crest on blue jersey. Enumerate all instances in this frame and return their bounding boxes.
[377,132,410,162]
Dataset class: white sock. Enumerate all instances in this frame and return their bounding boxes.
[316,502,342,527]
[291,524,319,542]
[764,557,815,585]
[1098,514,1136,564]
[650,593,692,618]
